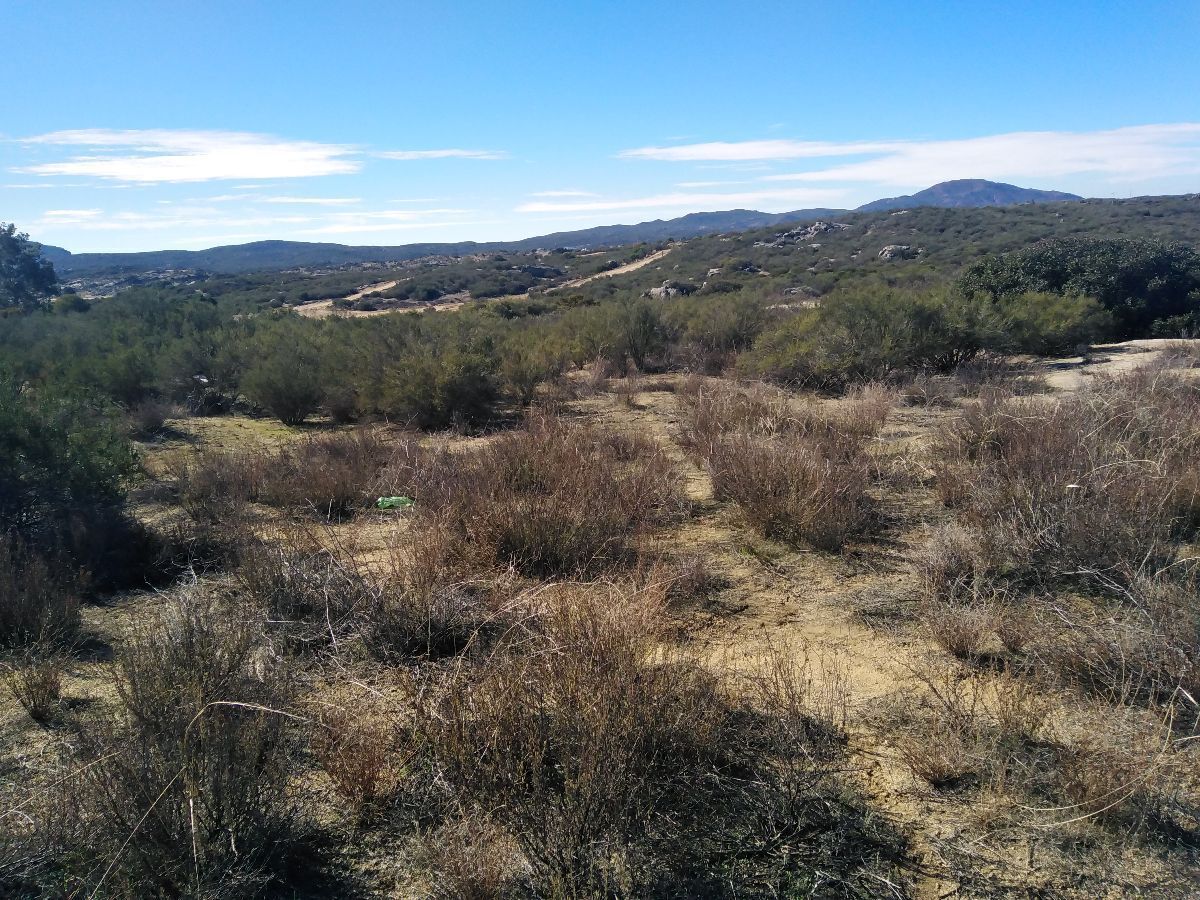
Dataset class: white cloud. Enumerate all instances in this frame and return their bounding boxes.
[675,180,748,188]
[516,187,847,214]
[261,196,361,205]
[623,124,1200,189]
[18,129,360,183]
[620,138,898,162]
[39,208,103,223]
[377,149,507,160]
[760,125,1200,186]
[529,189,598,198]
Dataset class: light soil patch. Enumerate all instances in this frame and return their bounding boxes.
[1035,338,1199,392]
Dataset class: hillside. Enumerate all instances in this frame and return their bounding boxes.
[36,209,842,277]
[858,178,1081,212]
[36,180,1081,277]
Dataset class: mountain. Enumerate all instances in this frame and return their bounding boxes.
[856,179,1082,213]
[39,209,843,277]
[36,180,1082,277]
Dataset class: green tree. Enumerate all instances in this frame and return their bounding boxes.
[0,224,59,312]
[960,237,1200,338]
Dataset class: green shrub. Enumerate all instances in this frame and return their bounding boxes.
[960,237,1200,338]
[382,349,497,430]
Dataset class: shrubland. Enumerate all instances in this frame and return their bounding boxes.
[3,204,1200,897]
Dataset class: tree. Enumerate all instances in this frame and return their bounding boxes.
[0,224,59,312]
[959,237,1200,338]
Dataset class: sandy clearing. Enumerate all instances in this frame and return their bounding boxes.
[1036,338,1198,392]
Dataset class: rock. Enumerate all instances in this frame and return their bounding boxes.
[878,244,918,260]
[755,220,851,249]
[645,280,698,299]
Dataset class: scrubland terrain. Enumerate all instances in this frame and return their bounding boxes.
[3,342,1200,898]
[4,197,1200,897]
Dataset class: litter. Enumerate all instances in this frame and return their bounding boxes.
[376,496,415,510]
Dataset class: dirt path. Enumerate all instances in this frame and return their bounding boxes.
[1035,338,1193,392]
[588,383,964,897]
[294,280,400,319]
[551,247,673,292]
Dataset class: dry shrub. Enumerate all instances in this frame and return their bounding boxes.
[663,552,725,603]
[886,662,1049,790]
[417,584,899,896]
[912,522,986,604]
[612,374,641,408]
[901,373,961,408]
[363,524,507,663]
[167,447,267,522]
[0,537,80,650]
[127,398,173,438]
[1035,576,1200,708]
[260,427,396,519]
[710,433,872,550]
[1157,339,1200,369]
[311,707,410,810]
[235,533,375,652]
[4,652,63,723]
[923,599,999,660]
[172,427,409,523]
[65,587,302,897]
[933,372,1200,581]
[677,383,888,551]
[952,353,1046,397]
[411,414,686,578]
[419,819,524,900]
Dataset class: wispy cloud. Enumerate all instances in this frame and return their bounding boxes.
[18,129,359,183]
[623,125,1200,188]
[261,196,361,205]
[377,149,507,160]
[620,138,896,162]
[760,125,1200,186]
[516,186,847,214]
[38,209,103,224]
[529,189,598,198]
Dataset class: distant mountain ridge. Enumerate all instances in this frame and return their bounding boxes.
[37,180,1082,276]
[857,179,1082,212]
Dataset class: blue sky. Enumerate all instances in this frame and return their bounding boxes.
[3,0,1199,252]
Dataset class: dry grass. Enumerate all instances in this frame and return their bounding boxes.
[407,414,687,578]
[4,652,63,724]
[678,382,890,550]
[0,537,80,650]
[934,372,1200,582]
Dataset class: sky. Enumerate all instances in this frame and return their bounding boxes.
[3,0,1199,253]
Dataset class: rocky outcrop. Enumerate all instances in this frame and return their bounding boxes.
[645,280,698,299]
[755,220,851,248]
[878,244,919,260]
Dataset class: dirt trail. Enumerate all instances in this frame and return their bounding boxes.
[551,247,673,291]
[592,384,963,897]
[294,280,400,319]
[1036,338,1190,392]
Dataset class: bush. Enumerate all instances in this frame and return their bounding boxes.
[999,291,1113,354]
[69,588,302,896]
[960,237,1200,339]
[0,375,135,561]
[241,355,324,425]
[739,288,1001,387]
[410,414,686,577]
[679,383,888,550]
[0,537,80,650]
[382,349,497,430]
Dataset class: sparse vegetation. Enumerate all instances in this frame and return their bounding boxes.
[4,202,1200,897]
